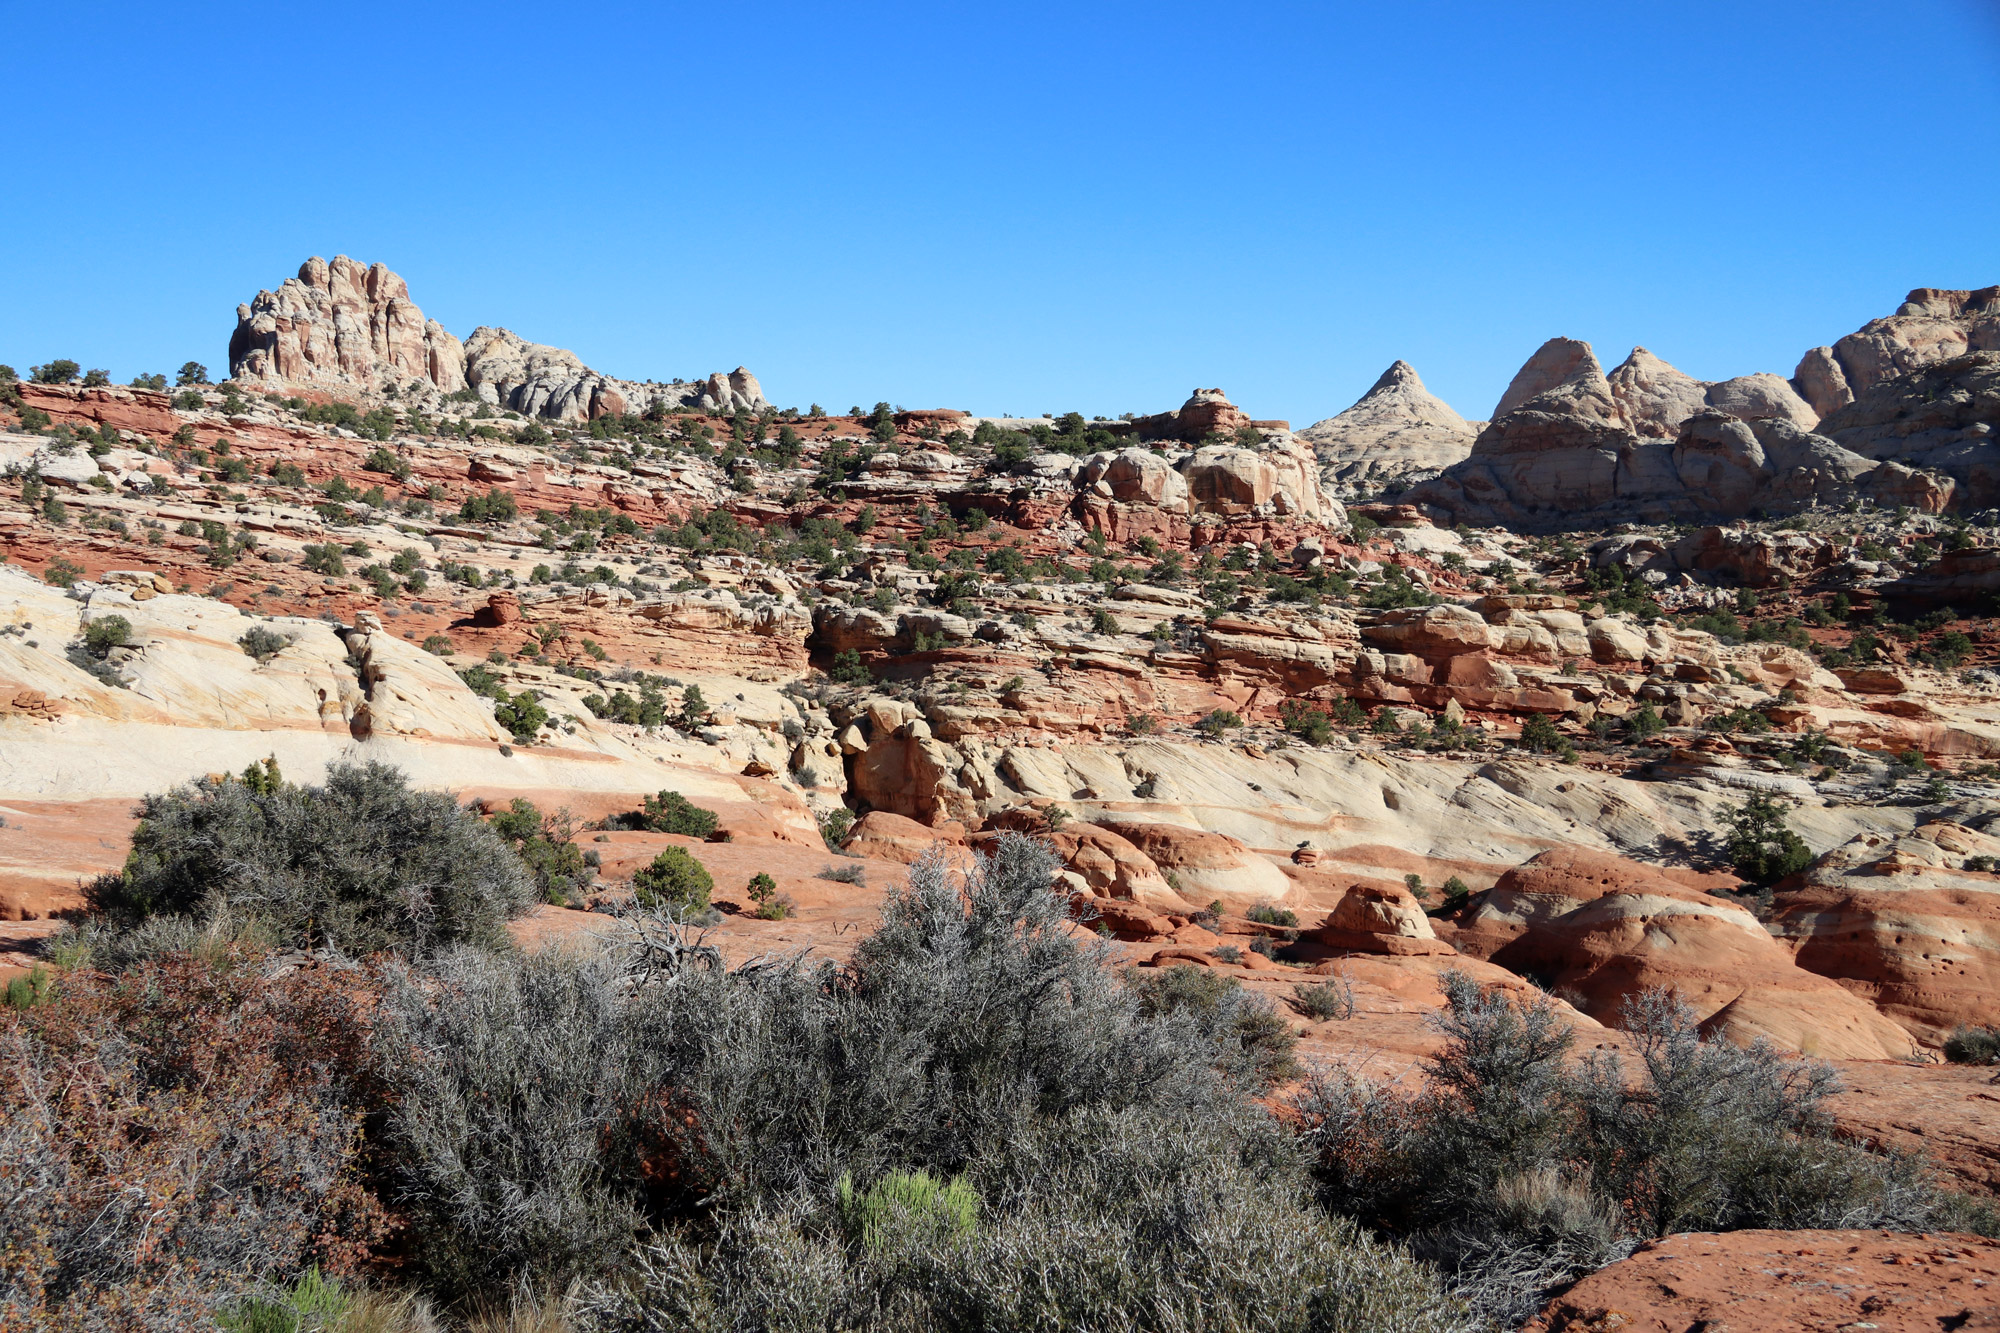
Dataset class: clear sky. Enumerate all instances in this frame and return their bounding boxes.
[3,1,1997,427]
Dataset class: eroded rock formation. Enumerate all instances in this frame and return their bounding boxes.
[1299,360,1479,497]
[229,256,768,422]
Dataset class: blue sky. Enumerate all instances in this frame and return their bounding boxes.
[3,1,1997,426]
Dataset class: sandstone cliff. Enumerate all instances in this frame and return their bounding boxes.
[1793,285,2000,417]
[229,255,468,396]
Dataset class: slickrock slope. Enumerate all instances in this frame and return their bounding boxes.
[229,256,768,421]
[1819,350,2000,508]
[1298,361,1479,498]
[1768,821,2000,1042]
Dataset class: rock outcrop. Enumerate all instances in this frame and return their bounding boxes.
[1817,350,2000,507]
[1298,361,1478,497]
[1793,285,2000,417]
[230,256,468,396]
[229,256,768,421]
[1608,346,1818,437]
[1527,1229,2000,1333]
[463,327,769,423]
[1449,847,1918,1060]
[1404,338,1950,531]
[1767,821,2000,1043]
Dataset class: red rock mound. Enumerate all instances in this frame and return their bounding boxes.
[1456,847,1917,1060]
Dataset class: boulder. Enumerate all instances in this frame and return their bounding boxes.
[1310,881,1453,956]
[1077,447,1189,511]
[844,810,957,864]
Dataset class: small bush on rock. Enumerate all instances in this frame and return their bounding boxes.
[1944,1025,2000,1065]
[632,846,714,915]
[633,789,719,838]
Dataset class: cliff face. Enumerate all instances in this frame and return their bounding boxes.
[229,255,468,396]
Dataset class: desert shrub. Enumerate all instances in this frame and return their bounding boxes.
[344,836,1468,1317]
[370,946,641,1300]
[1292,974,1960,1324]
[817,861,867,885]
[489,799,592,905]
[1290,974,1356,1021]
[1279,699,1334,745]
[745,871,793,920]
[1247,902,1298,927]
[632,846,714,914]
[1944,1025,2000,1065]
[629,789,719,838]
[80,615,132,657]
[3,963,54,1010]
[1517,713,1573,759]
[83,762,533,959]
[582,1114,1463,1332]
[0,953,384,1330]
[1124,964,1300,1088]
[1725,794,1813,885]
[237,625,291,662]
[1194,708,1242,737]
[819,806,855,849]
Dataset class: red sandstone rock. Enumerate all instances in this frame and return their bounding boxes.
[1458,848,1918,1060]
[844,811,960,864]
[1527,1229,2000,1333]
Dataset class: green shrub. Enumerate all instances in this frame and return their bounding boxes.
[1944,1025,2000,1065]
[632,846,714,914]
[635,789,719,838]
[1279,699,1334,745]
[819,806,855,849]
[489,799,592,905]
[82,615,132,657]
[238,625,290,662]
[1194,708,1242,737]
[836,1169,978,1251]
[4,962,54,1009]
[83,761,532,958]
[1725,794,1813,885]
[1247,902,1299,928]
[491,689,548,743]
